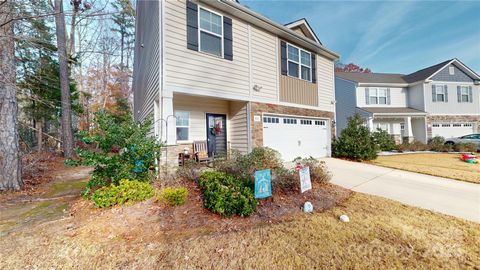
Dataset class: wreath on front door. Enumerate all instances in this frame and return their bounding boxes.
[210,122,222,136]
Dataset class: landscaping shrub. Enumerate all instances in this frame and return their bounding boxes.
[157,187,188,206]
[91,179,154,208]
[293,157,331,184]
[214,147,284,186]
[176,159,204,181]
[272,167,299,193]
[372,129,396,151]
[65,110,162,197]
[396,141,430,152]
[454,143,477,153]
[428,136,446,151]
[333,113,378,161]
[198,171,257,217]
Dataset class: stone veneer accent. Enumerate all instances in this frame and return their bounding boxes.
[250,102,335,148]
[426,115,480,139]
[160,143,193,167]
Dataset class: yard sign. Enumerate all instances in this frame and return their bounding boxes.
[254,169,272,199]
[299,166,312,193]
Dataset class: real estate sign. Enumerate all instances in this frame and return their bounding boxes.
[254,169,272,199]
[300,166,312,193]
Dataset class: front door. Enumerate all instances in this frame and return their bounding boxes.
[206,113,227,158]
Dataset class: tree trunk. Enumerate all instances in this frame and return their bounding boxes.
[54,0,74,157]
[36,119,43,152]
[0,0,23,191]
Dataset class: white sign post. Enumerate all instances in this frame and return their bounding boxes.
[299,166,312,193]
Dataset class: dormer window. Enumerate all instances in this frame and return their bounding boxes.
[287,43,312,82]
[199,8,223,57]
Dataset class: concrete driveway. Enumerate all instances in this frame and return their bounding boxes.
[323,158,480,222]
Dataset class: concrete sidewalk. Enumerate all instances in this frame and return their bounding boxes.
[322,158,480,222]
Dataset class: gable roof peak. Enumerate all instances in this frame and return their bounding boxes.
[284,18,322,45]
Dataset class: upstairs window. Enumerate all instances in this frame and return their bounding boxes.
[368,88,388,105]
[287,43,311,82]
[433,85,447,102]
[199,8,223,57]
[458,86,472,103]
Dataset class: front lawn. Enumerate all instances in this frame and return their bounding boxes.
[1,192,479,269]
[372,153,480,184]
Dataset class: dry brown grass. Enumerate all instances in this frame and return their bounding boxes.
[372,153,480,184]
[1,192,479,269]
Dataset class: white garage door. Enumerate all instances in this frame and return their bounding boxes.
[262,115,329,162]
[432,123,475,138]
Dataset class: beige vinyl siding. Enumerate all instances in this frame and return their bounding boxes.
[407,83,425,111]
[317,55,335,111]
[356,86,408,107]
[279,75,318,106]
[173,94,229,143]
[164,0,250,96]
[424,83,480,115]
[229,101,248,153]
[132,0,160,123]
[251,26,277,100]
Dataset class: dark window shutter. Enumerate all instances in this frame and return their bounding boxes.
[186,1,198,51]
[468,86,473,103]
[457,86,461,102]
[223,16,233,60]
[365,88,370,105]
[386,88,391,105]
[444,85,448,102]
[280,40,287,75]
[311,54,316,83]
[432,85,436,102]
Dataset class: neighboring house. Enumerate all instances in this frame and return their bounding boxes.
[132,0,339,163]
[335,59,480,143]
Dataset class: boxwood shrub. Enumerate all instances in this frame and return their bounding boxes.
[91,179,154,208]
[198,171,257,217]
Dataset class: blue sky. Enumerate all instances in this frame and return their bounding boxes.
[241,0,480,74]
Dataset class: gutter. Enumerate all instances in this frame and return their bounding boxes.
[213,0,340,61]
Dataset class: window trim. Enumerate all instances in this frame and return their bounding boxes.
[434,85,447,102]
[198,6,224,58]
[368,88,388,105]
[460,86,470,103]
[286,42,312,82]
[175,111,190,142]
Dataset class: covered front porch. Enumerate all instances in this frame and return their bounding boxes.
[358,107,428,144]
[155,93,250,165]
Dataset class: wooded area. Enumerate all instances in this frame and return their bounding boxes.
[0,0,135,190]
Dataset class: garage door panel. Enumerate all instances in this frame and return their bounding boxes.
[432,123,474,138]
[263,115,329,162]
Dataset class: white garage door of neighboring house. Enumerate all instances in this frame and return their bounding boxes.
[262,115,329,162]
[432,123,475,139]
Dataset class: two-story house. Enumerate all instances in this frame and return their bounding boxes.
[132,0,339,163]
[335,59,480,143]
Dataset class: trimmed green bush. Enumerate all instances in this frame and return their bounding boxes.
[372,129,396,151]
[91,179,154,208]
[333,114,378,161]
[157,187,188,206]
[198,171,257,217]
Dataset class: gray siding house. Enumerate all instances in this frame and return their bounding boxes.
[335,59,480,143]
[132,0,340,163]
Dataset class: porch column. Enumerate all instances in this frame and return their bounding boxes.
[367,117,374,132]
[403,116,414,143]
[161,90,176,146]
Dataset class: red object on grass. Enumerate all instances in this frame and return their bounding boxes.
[460,153,477,161]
